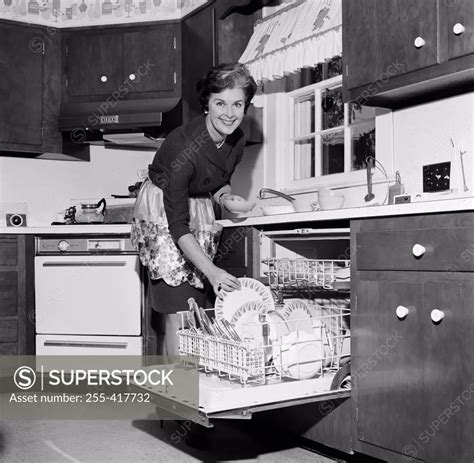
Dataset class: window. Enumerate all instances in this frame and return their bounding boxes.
[284,75,376,192]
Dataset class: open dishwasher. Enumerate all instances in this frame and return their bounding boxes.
[133,226,352,427]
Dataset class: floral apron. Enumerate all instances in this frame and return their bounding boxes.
[130,179,223,289]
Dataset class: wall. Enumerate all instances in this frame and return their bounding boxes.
[0,141,264,225]
[228,143,265,202]
[0,146,154,226]
[392,93,474,198]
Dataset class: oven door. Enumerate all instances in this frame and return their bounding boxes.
[35,255,142,336]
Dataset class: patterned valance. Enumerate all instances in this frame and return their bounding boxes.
[239,0,342,83]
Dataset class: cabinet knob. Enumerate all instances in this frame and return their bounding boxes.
[431,309,445,323]
[129,73,136,81]
[453,23,465,35]
[412,244,426,258]
[396,305,409,319]
[100,75,108,83]
[414,37,426,48]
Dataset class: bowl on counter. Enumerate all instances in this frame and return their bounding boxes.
[317,188,345,210]
[222,197,256,214]
[261,205,296,216]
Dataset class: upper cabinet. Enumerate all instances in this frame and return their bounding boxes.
[0,20,89,159]
[343,0,474,108]
[66,32,123,98]
[0,22,49,151]
[444,0,474,60]
[64,23,181,102]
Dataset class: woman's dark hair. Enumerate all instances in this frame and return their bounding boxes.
[196,62,257,113]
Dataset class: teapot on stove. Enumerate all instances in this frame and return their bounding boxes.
[74,198,107,223]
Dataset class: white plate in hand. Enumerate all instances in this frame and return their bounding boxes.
[215,277,274,322]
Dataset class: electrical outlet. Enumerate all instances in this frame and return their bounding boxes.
[423,162,451,192]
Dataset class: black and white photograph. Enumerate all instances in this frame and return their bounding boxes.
[0,0,473,461]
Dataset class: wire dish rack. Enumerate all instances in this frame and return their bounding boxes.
[262,258,350,291]
[177,300,350,386]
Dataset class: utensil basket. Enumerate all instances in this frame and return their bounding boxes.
[178,326,266,385]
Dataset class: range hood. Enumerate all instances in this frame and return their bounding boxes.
[59,97,181,151]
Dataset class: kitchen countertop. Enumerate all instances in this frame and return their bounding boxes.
[0,224,133,234]
[0,197,472,234]
[219,196,473,228]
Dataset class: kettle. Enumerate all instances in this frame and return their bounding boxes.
[75,198,107,223]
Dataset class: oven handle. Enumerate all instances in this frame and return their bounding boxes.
[42,261,128,267]
[43,340,129,349]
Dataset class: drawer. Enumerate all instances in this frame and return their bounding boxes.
[356,227,474,271]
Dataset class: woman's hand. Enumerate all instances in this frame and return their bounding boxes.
[207,266,241,297]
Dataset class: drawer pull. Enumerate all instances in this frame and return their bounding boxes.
[396,305,409,319]
[431,309,445,323]
[453,23,465,35]
[414,37,425,48]
[412,244,426,258]
[129,73,136,81]
[100,75,108,83]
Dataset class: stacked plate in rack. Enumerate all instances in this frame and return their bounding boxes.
[215,281,332,380]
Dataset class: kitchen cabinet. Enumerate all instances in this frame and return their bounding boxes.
[445,0,474,60]
[351,212,474,463]
[344,0,438,91]
[64,23,181,101]
[0,21,62,155]
[0,235,35,355]
[342,0,474,108]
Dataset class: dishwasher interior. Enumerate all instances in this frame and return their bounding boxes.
[136,226,352,426]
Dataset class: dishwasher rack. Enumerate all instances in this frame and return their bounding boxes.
[177,302,350,386]
[262,258,350,292]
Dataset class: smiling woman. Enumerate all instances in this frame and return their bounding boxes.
[131,62,257,359]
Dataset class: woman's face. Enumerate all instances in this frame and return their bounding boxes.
[206,87,246,140]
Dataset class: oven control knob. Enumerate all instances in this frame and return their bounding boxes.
[58,240,70,252]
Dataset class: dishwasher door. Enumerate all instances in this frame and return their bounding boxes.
[132,368,351,427]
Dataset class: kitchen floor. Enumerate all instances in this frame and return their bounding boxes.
[0,418,375,463]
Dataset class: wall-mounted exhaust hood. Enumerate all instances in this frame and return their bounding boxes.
[59,97,181,151]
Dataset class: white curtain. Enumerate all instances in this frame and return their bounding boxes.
[239,0,342,83]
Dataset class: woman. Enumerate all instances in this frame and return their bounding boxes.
[131,62,257,359]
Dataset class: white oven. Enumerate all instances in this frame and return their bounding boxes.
[35,235,143,355]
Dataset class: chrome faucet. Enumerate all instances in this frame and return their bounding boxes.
[258,188,295,202]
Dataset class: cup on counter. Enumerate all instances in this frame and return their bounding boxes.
[292,196,314,212]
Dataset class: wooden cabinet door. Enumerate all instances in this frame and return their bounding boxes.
[444,0,474,60]
[354,275,426,461]
[0,24,43,147]
[343,0,438,91]
[423,279,474,463]
[123,25,178,95]
[375,0,438,79]
[66,33,122,97]
[0,236,34,355]
[342,0,378,89]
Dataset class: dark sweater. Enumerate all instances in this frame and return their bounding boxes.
[148,115,245,241]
